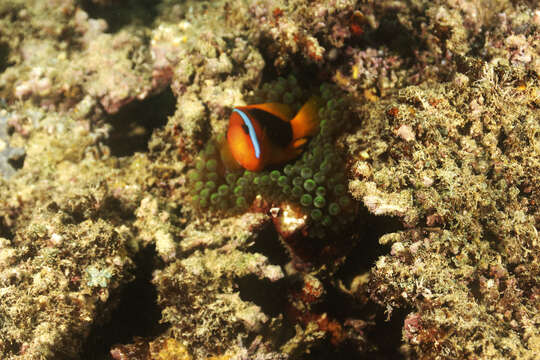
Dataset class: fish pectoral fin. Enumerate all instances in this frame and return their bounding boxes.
[291,137,309,149]
[286,137,310,157]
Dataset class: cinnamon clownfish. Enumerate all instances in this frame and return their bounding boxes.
[225,96,321,172]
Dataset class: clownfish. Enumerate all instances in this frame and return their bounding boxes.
[224,96,321,172]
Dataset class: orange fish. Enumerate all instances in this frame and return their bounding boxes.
[225,96,321,172]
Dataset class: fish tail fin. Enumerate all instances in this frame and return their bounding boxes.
[290,137,308,152]
[290,96,322,145]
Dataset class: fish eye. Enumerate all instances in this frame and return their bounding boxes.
[241,123,249,134]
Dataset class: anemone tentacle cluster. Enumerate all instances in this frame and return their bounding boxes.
[188,76,355,237]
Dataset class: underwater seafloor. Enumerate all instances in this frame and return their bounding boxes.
[0,0,538,359]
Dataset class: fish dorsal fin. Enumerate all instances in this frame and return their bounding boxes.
[245,103,294,122]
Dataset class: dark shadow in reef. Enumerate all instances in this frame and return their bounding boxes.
[0,42,11,74]
[236,201,407,358]
[257,37,325,88]
[336,207,403,284]
[305,305,408,360]
[236,221,292,335]
[247,222,290,267]
[80,245,167,360]
[0,225,12,241]
[363,11,426,60]
[237,274,290,320]
[79,0,159,34]
[364,306,408,360]
[104,87,175,157]
[7,152,25,172]
[305,209,406,359]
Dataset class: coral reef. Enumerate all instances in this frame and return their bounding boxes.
[251,0,359,68]
[0,0,537,359]
[0,102,147,358]
[349,62,540,358]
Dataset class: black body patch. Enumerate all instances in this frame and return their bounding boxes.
[246,108,292,148]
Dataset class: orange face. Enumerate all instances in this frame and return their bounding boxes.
[227,108,265,172]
